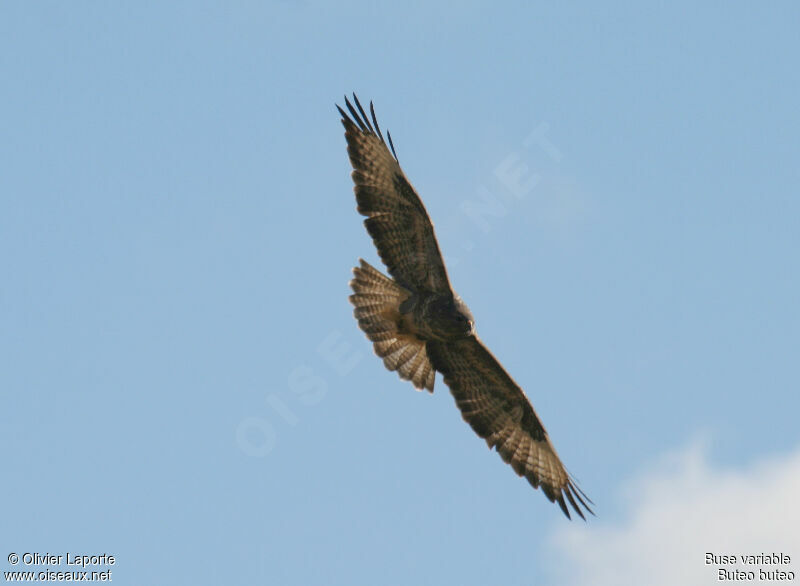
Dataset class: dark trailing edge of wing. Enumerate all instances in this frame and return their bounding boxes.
[338,93,593,521]
[337,93,399,161]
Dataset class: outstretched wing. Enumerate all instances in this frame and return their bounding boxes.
[338,94,452,294]
[426,336,593,520]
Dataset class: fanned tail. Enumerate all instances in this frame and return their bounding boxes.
[349,259,435,392]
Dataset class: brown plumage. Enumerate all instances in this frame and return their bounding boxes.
[339,94,593,520]
[350,259,435,392]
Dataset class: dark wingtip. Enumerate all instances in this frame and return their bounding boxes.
[387,130,398,161]
[337,93,399,162]
[352,93,375,134]
[565,479,595,520]
[574,481,595,509]
[556,494,571,520]
[370,101,385,143]
[344,95,366,132]
[564,486,586,521]
[336,103,354,128]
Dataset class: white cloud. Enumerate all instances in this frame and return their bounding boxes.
[546,440,800,586]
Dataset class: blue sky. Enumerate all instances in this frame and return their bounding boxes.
[2,2,799,584]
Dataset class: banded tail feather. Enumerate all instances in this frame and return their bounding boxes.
[339,96,593,520]
[349,259,435,392]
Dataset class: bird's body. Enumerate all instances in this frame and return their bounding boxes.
[409,290,475,342]
[339,95,593,519]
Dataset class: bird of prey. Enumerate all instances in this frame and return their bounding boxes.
[338,94,593,520]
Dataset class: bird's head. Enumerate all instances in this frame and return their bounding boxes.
[428,294,475,339]
[453,295,475,336]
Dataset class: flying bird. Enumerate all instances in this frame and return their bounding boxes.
[338,94,593,520]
